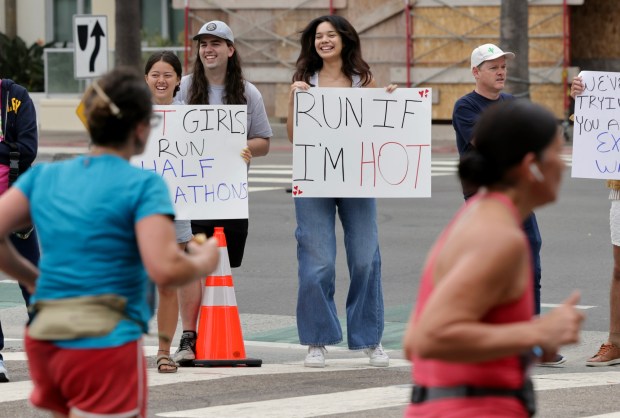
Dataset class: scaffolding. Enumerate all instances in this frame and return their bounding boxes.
[175,0,581,120]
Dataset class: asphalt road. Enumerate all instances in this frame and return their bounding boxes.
[1,140,620,417]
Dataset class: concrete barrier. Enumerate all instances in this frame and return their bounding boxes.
[38,98,86,133]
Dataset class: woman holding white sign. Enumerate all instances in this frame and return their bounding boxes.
[287,15,396,368]
[144,51,193,373]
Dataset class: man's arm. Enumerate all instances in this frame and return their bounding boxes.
[452,100,479,156]
[246,137,269,158]
[2,83,38,170]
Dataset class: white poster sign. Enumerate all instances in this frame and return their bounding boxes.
[291,87,432,197]
[131,105,248,220]
[572,70,620,179]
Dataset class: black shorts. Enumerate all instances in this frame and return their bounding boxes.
[191,219,248,268]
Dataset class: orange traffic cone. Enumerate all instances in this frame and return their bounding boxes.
[193,227,262,367]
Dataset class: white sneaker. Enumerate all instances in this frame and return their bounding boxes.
[0,359,9,382]
[364,343,389,367]
[304,346,327,368]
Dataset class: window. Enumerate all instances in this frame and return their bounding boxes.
[50,0,92,45]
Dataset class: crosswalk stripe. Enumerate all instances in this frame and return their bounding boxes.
[249,177,293,184]
[431,161,458,166]
[249,169,293,175]
[156,385,411,418]
[250,164,292,169]
[534,371,620,390]
[0,358,410,404]
[155,371,620,418]
[246,157,575,190]
[0,340,352,362]
[249,186,282,193]
[541,303,596,310]
[246,161,464,189]
[2,347,619,417]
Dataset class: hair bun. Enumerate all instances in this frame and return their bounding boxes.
[458,145,501,189]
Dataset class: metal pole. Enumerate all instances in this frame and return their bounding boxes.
[405,0,413,88]
[562,0,570,122]
[184,0,190,74]
[161,0,170,40]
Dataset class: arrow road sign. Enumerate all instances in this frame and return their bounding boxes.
[73,15,108,79]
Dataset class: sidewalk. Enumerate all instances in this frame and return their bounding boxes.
[38,130,89,160]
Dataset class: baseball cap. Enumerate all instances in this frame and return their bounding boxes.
[471,44,515,68]
[193,20,234,43]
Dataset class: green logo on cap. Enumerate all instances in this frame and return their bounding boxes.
[488,47,495,54]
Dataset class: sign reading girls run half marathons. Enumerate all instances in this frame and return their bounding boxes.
[572,71,620,179]
[131,105,248,220]
[291,88,432,198]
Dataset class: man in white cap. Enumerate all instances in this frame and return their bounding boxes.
[173,20,272,365]
[452,43,565,366]
[452,43,515,156]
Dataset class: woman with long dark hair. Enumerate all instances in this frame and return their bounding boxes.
[287,15,396,368]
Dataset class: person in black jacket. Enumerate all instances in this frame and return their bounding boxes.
[0,78,40,382]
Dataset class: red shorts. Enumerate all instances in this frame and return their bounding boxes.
[25,334,147,417]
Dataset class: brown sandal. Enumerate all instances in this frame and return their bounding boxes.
[156,354,178,373]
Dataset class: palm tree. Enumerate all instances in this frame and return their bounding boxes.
[115,0,142,70]
[4,0,17,39]
[500,0,530,99]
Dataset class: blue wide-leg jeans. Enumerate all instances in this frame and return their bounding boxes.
[294,197,384,350]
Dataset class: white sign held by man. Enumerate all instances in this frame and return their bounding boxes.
[291,87,432,198]
[572,70,620,179]
[131,105,248,220]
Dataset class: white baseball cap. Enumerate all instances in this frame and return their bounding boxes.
[471,43,515,69]
[193,20,234,43]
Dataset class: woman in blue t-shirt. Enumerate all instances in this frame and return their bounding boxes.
[0,67,219,418]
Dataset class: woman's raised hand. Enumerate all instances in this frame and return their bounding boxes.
[570,76,584,99]
[240,146,252,164]
[385,84,398,93]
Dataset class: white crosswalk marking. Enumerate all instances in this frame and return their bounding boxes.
[153,370,620,417]
[248,159,459,191]
[2,343,619,417]
[247,156,575,191]
[156,385,412,418]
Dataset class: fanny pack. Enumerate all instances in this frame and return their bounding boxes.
[411,377,536,417]
[28,294,129,340]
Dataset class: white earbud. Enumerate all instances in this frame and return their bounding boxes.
[529,164,544,182]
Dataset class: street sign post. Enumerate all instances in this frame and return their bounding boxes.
[73,15,108,79]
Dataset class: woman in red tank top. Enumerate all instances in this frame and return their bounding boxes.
[403,100,583,417]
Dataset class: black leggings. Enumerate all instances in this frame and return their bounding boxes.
[191,219,248,268]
